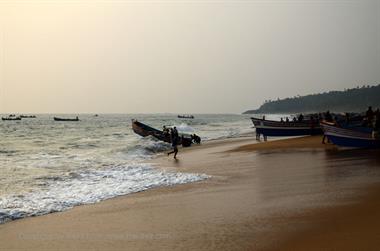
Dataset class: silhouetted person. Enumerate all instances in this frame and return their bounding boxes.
[322,111,333,144]
[163,126,170,138]
[167,127,179,159]
[285,117,289,123]
[366,106,374,125]
[298,114,304,122]
[192,134,201,144]
[324,110,333,122]
[280,118,284,123]
[345,112,350,124]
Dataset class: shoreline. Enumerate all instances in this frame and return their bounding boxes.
[1,136,380,250]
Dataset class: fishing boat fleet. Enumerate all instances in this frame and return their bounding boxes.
[251,107,380,148]
[2,114,36,121]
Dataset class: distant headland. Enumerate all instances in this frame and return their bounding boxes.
[243,84,380,114]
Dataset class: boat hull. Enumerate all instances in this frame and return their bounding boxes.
[54,117,79,121]
[251,118,322,137]
[321,122,380,148]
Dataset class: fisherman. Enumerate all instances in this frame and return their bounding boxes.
[285,117,290,123]
[167,127,179,159]
[345,112,350,125]
[192,134,201,144]
[373,114,380,139]
[298,113,304,122]
[280,118,284,123]
[324,110,333,122]
[322,111,333,144]
[366,106,374,121]
[163,126,170,138]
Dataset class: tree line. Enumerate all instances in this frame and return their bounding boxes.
[243,84,380,114]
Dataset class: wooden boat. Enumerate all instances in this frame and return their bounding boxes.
[54,117,79,121]
[132,120,192,147]
[2,117,21,121]
[320,121,380,148]
[178,115,194,119]
[251,117,322,137]
[20,115,36,118]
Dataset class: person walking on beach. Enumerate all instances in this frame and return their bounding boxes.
[167,127,179,159]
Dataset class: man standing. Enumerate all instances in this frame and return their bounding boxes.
[167,127,179,159]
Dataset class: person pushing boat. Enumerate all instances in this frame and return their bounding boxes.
[167,127,179,159]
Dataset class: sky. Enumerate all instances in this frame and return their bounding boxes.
[0,0,379,114]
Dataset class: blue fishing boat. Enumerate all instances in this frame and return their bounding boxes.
[251,117,322,137]
[320,121,380,148]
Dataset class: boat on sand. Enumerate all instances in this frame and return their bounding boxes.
[251,117,322,137]
[321,121,380,148]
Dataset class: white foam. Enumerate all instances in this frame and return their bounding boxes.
[0,163,209,223]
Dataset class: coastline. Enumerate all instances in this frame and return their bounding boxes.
[1,136,380,250]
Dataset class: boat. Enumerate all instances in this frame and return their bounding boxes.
[2,117,21,121]
[178,115,194,119]
[251,117,322,137]
[132,120,193,147]
[54,117,79,121]
[20,115,36,118]
[320,121,380,148]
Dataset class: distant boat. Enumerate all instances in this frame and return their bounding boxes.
[2,117,21,121]
[20,115,36,118]
[132,120,193,147]
[321,121,380,148]
[251,117,322,137]
[54,117,79,122]
[178,115,194,119]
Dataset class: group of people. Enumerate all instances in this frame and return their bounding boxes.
[162,126,201,159]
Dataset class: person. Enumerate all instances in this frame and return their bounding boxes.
[298,113,304,122]
[167,127,179,159]
[292,117,297,122]
[345,112,350,125]
[324,110,333,122]
[163,126,170,137]
[366,106,374,122]
[372,114,380,139]
[192,134,201,144]
[322,111,333,144]
[285,117,289,123]
[280,118,284,123]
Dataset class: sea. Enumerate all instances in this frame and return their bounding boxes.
[0,113,282,224]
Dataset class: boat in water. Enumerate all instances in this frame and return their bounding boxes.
[251,117,322,137]
[321,121,380,148]
[2,117,21,121]
[20,115,36,118]
[132,120,193,147]
[54,117,79,122]
[178,115,194,119]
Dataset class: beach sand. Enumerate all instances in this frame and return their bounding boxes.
[1,136,380,250]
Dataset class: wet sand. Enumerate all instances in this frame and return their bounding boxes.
[0,136,380,250]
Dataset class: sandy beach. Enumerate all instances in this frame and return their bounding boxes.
[1,136,380,251]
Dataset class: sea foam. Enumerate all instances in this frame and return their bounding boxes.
[0,163,209,223]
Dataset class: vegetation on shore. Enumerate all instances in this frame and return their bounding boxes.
[243,84,380,114]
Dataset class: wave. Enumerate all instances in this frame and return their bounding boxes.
[0,163,209,224]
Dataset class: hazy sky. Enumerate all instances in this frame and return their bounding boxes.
[0,0,379,114]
